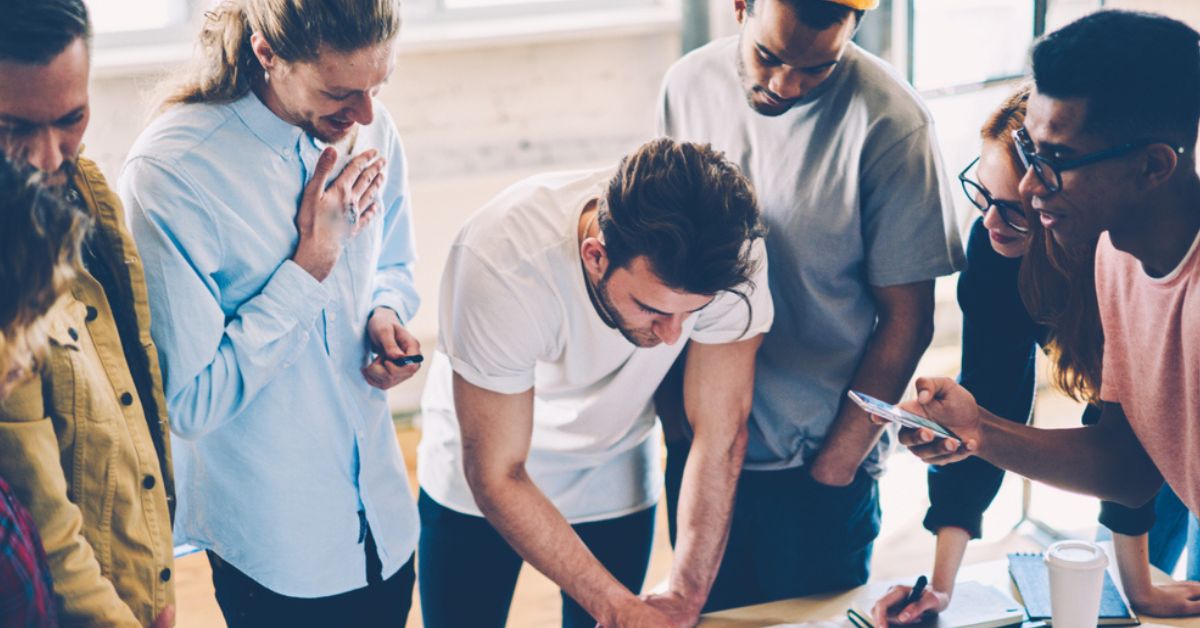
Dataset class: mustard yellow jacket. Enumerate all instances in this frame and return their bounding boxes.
[0,157,175,626]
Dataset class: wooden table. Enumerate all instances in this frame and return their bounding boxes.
[700,549,1198,628]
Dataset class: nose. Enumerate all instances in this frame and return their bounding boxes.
[347,93,375,126]
[767,68,805,101]
[653,314,685,346]
[24,130,66,174]
[981,204,1006,231]
[1017,163,1049,201]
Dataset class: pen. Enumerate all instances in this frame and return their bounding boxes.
[904,574,928,607]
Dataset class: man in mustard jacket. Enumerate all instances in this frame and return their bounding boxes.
[0,2,176,625]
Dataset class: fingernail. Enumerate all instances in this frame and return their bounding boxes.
[899,613,909,621]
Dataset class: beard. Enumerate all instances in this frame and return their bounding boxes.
[734,33,799,117]
[594,275,661,348]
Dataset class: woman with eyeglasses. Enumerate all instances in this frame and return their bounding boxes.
[870,84,1200,625]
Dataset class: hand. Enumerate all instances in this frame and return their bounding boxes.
[1127,580,1200,617]
[597,597,682,628]
[362,307,421,390]
[871,584,950,627]
[640,591,701,627]
[292,147,386,281]
[891,377,980,466]
[150,604,175,628]
[807,452,857,487]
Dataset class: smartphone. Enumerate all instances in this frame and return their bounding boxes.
[389,354,424,367]
[846,390,959,441]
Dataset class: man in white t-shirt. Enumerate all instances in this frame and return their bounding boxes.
[417,138,773,627]
[656,0,963,611]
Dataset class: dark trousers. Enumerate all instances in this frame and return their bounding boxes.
[665,437,881,612]
[208,527,415,628]
[417,489,656,628]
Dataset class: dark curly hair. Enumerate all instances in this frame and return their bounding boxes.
[746,0,864,30]
[1032,10,1200,146]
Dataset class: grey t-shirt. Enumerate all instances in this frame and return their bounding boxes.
[658,38,964,476]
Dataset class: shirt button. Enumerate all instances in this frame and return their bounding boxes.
[142,475,156,490]
[120,392,134,406]
[85,306,98,322]
[160,568,171,582]
[68,328,79,341]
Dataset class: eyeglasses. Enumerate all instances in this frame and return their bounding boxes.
[1012,127,1187,195]
[958,156,1029,234]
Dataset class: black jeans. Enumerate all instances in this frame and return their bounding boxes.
[665,437,881,612]
[208,527,415,628]
[417,489,656,628]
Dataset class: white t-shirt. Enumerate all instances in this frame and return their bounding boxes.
[418,168,773,523]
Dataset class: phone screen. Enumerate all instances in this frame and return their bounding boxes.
[847,390,959,441]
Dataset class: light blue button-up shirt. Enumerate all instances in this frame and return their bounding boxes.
[119,92,420,597]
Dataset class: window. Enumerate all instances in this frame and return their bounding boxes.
[910,0,1034,92]
[86,0,197,46]
[856,0,1106,95]
[406,0,665,22]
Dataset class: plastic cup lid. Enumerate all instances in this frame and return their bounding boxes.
[1044,540,1109,570]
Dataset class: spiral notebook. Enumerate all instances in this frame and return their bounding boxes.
[1007,552,1139,626]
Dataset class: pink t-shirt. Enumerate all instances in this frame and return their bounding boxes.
[1096,228,1200,514]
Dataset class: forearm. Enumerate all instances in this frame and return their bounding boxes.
[165,261,329,439]
[1113,532,1158,605]
[670,418,747,610]
[975,411,1160,506]
[931,526,970,597]
[814,314,932,481]
[470,469,637,624]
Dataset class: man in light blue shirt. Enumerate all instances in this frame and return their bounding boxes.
[118,1,421,625]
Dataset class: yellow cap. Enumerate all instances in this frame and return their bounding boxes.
[827,0,879,9]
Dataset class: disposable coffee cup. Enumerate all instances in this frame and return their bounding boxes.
[1044,540,1109,628]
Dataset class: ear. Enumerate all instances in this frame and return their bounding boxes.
[734,0,748,24]
[580,238,609,279]
[250,32,277,72]
[1140,143,1181,191]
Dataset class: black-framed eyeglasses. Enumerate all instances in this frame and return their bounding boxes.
[958,156,1029,234]
[1012,127,1187,195]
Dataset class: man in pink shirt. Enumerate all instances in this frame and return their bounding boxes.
[897,10,1200,517]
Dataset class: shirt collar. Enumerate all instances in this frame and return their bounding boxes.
[229,90,306,158]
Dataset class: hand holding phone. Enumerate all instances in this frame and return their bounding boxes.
[847,390,960,441]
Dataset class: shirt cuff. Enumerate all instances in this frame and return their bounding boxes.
[922,507,984,540]
[446,354,534,396]
[1099,498,1157,536]
[371,294,417,325]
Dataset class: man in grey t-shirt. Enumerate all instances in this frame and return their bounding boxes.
[656,0,963,610]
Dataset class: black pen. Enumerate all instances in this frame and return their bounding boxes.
[904,575,928,607]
